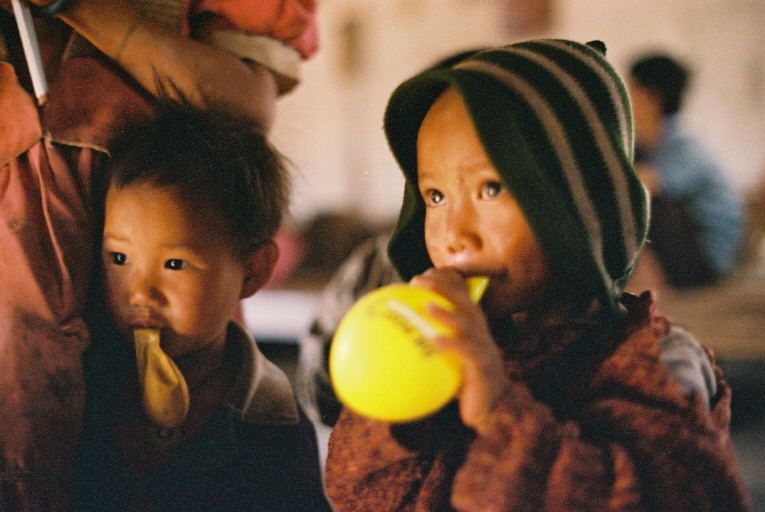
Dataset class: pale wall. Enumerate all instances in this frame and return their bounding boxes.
[271,0,765,224]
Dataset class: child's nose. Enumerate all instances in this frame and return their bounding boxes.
[128,273,164,307]
[446,200,482,254]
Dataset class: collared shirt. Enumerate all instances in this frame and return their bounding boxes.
[74,322,331,512]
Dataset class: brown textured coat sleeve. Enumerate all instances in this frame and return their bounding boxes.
[326,409,444,511]
[451,326,750,512]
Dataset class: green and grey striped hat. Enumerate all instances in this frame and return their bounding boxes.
[385,39,649,311]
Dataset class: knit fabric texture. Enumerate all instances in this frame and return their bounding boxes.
[384,39,649,311]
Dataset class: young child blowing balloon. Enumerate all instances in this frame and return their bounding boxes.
[324,39,751,512]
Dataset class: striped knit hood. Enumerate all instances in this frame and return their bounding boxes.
[385,39,649,312]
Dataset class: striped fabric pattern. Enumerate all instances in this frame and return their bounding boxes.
[385,39,649,311]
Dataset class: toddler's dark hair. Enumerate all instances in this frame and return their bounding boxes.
[107,100,289,257]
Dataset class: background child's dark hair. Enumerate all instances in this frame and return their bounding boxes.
[107,100,290,258]
[629,53,690,115]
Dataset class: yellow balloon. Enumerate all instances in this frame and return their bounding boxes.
[134,328,190,429]
[329,277,488,423]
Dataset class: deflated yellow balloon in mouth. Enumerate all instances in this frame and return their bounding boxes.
[133,328,190,429]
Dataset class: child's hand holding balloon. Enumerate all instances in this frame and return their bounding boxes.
[410,269,508,433]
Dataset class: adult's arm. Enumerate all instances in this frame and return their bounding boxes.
[56,0,278,127]
[0,62,107,511]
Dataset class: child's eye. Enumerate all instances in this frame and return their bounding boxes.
[164,259,188,271]
[109,252,127,265]
[481,181,503,198]
[424,189,444,206]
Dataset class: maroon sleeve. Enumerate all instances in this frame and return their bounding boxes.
[0,61,107,511]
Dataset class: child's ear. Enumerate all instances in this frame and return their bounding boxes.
[240,240,280,299]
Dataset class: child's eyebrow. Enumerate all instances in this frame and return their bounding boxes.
[418,162,499,182]
[102,234,202,253]
[102,232,128,243]
[416,167,442,181]
[164,243,205,253]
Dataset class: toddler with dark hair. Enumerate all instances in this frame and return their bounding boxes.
[74,102,331,511]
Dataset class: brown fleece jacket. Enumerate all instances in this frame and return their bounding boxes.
[324,292,751,512]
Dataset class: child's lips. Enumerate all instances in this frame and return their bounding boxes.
[130,322,164,330]
[128,315,166,330]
